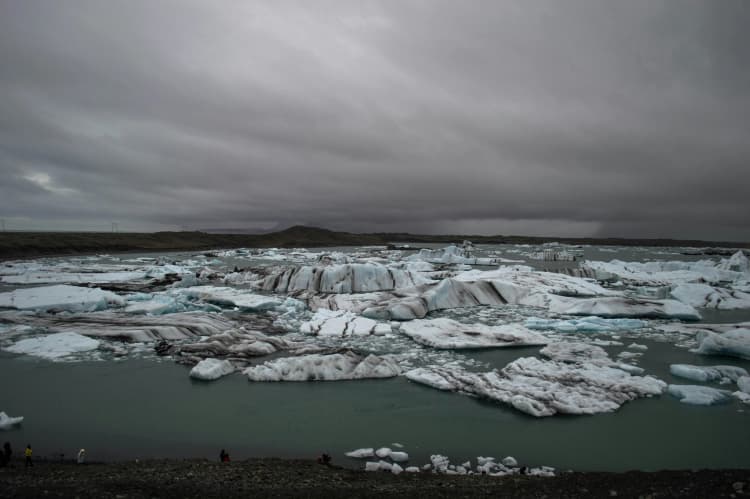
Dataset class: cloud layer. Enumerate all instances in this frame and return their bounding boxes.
[1,1,748,240]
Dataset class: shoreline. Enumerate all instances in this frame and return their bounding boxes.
[1,458,748,498]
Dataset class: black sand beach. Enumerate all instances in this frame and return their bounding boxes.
[1,459,748,498]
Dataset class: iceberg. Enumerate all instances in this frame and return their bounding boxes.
[667,385,732,405]
[525,316,646,333]
[345,448,374,459]
[299,309,387,337]
[178,286,283,311]
[406,356,665,417]
[583,258,746,286]
[189,358,235,380]
[547,296,700,320]
[0,411,24,430]
[4,332,100,360]
[669,364,748,383]
[244,352,401,381]
[400,318,547,349]
[0,284,125,312]
[670,283,750,310]
[738,376,750,393]
[179,329,293,361]
[691,329,750,360]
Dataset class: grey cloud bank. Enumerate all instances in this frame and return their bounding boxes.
[1,1,748,240]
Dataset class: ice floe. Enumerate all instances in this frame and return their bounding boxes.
[299,309,389,337]
[4,332,100,360]
[178,286,283,311]
[244,351,401,381]
[667,385,733,405]
[0,285,125,312]
[346,448,375,458]
[691,329,750,360]
[669,364,748,384]
[0,412,24,430]
[400,318,547,349]
[178,328,294,361]
[525,316,646,333]
[189,358,235,380]
[670,283,750,310]
[405,355,665,417]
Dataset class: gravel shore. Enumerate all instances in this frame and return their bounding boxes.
[1,459,748,498]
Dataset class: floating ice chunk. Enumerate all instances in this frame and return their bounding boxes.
[364,462,380,471]
[178,286,282,311]
[738,376,750,393]
[540,342,611,364]
[583,258,745,286]
[547,296,701,320]
[179,329,292,360]
[0,411,24,430]
[244,352,401,381]
[406,357,666,417]
[299,309,384,337]
[375,447,391,459]
[4,332,100,360]
[430,454,450,472]
[400,318,547,349]
[345,448,374,459]
[716,251,750,273]
[669,364,748,383]
[670,283,750,310]
[691,329,750,360]
[502,456,518,467]
[378,460,393,471]
[627,343,648,351]
[525,316,646,333]
[391,463,403,475]
[189,358,235,381]
[390,451,409,462]
[476,456,495,466]
[404,466,419,473]
[667,385,732,405]
[0,285,125,312]
[734,391,750,404]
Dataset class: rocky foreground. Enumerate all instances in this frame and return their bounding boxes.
[1,459,748,498]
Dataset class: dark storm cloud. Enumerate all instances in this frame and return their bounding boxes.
[1,0,749,239]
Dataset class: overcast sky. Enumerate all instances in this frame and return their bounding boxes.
[1,1,748,240]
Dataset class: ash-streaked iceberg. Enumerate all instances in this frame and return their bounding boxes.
[4,332,100,360]
[178,328,294,361]
[244,351,401,381]
[0,284,125,312]
[405,356,665,417]
[299,309,390,337]
[400,318,547,349]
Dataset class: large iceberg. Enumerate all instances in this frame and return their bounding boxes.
[261,263,430,294]
[405,356,665,417]
[670,283,750,310]
[669,364,748,383]
[0,284,125,312]
[691,329,750,360]
[667,385,733,405]
[0,411,24,430]
[4,332,100,360]
[399,318,547,349]
[244,352,401,381]
[583,256,747,286]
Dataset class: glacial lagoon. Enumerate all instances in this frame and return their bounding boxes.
[1,243,749,472]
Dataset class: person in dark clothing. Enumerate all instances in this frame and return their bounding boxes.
[220,449,230,462]
[24,444,32,467]
[317,453,332,465]
[0,442,9,467]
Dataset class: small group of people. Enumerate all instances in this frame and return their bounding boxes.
[1,442,33,468]
[219,449,230,462]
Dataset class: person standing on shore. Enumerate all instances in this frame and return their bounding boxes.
[24,444,32,467]
[1,442,10,467]
[77,449,86,465]
[220,449,230,462]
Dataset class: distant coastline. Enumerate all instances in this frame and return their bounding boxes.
[1,225,748,261]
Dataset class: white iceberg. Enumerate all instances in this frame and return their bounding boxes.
[178,286,282,311]
[0,411,24,430]
[670,283,750,310]
[406,356,665,417]
[0,284,125,312]
[583,258,746,286]
[691,329,750,360]
[390,451,409,462]
[669,364,748,383]
[400,318,547,349]
[244,352,401,381]
[345,448,374,459]
[4,332,100,360]
[546,296,700,320]
[299,309,387,337]
[525,316,646,333]
[738,376,750,393]
[375,447,391,458]
[667,385,732,405]
[189,358,235,381]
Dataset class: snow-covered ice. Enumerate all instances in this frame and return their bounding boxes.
[0,284,125,312]
[244,352,401,381]
[299,309,388,337]
[4,332,100,360]
[691,329,750,360]
[399,318,547,349]
[189,358,235,380]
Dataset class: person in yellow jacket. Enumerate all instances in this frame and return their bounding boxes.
[25,444,32,467]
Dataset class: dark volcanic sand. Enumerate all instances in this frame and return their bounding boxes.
[1,459,748,498]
